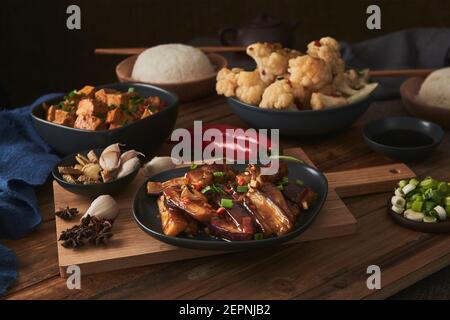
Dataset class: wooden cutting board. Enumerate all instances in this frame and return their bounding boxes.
[53,147,415,277]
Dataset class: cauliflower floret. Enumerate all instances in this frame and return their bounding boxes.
[333,69,373,97]
[259,79,295,109]
[344,69,369,90]
[235,69,267,105]
[307,37,345,75]
[216,68,243,97]
[288,55,333,91]
[247,43,301,84]
[310,92,347,110]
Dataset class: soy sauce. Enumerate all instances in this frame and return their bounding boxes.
[373,130,434,148]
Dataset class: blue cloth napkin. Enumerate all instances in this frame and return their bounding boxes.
[0,93,61,295]
[342,28,450,99]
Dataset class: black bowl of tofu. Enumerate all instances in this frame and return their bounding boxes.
[31,83,179,156]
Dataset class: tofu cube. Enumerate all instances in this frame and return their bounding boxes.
[74,115,105,131]
[76,98,107,117]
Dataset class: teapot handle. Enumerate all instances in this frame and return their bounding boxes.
[219,27,238,46]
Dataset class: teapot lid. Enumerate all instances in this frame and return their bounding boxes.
[248,14,282,28]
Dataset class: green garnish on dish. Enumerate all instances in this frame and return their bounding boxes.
[220,198,233,209]
[391,177,450,223]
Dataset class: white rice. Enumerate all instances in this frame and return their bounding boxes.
[132,44,215,84]
[418,67,450,109]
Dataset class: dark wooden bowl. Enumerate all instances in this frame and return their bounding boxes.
[116,53,227,103]
[400,77,450,129]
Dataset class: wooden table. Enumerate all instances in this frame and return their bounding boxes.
[2,97,450,300]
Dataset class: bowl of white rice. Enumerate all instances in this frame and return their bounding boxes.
[116,44,227,102]
[400,68,450,129]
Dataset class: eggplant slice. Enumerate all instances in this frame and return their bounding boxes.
[245,188,294,236]
[282,183,317,210]
[163,186,216,223]
[157,195,189,237]
[208,216,253,241]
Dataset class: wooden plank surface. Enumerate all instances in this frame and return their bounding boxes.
[53,147,359,277]
[3,98,450,300]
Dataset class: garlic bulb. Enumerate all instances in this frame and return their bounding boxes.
[82,195,119,221]
[120,150,144,164]
[99,143,121,172]
[87,150,99,163]
[117,157,141,178]
[143,157,177,177]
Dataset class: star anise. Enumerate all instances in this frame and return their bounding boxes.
[58,216,114,249]
[55,206,79,220]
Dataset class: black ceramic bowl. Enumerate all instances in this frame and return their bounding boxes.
[53,148,140,198]
[132,162,328,250]
[227,91,375,136]
[387,198,450,233]
[363,117,444,161]
[31,83,178,156]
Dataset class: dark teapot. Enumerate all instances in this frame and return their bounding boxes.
[219,14,299,48]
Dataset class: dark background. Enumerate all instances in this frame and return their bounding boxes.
[1,0,450,107]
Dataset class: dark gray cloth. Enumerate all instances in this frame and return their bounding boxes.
[342,28,450,99]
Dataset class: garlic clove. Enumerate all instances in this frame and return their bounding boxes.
[82,195,119,221]
[143,157,177,177]
[87,150,99,163]
[117,157,141,178]
[120,150,145,164]
[101,170,115,183]
[99,143,121,172]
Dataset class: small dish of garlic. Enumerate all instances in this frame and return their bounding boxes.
[53,143,143,197]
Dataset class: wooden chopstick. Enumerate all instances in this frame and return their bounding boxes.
[95,46,247,56]
[95,47,436,79]
[369,69,434,78]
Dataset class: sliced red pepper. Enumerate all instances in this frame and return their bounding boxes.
[169,124,272,162]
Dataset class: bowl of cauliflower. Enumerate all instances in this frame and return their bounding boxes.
[216,38,378,136]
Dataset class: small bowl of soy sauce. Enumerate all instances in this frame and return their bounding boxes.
[363,117,444,161]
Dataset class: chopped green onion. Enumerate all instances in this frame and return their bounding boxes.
[420,178,434,189]
[423,216,437,223]
[445,196,450,207]
[128,87,135,93]
[277,184,284,191]
[67,90,78,98]
[409,178,419,186]
[411,201,424,212]
[220,198,233,209]
[281,176,289,184]
[296,179,304,186]
[425,201,437,213]
[253,233,264,240]
[213,171,224,178]
[190,163,198,170]
[211,184,225,195]
[398,180,408,188]
[236,185,249,193]
[201,186,212,194]
[438,182,448,194]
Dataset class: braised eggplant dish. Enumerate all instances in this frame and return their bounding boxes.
[146,163,317,241]
[44,86,166,130]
